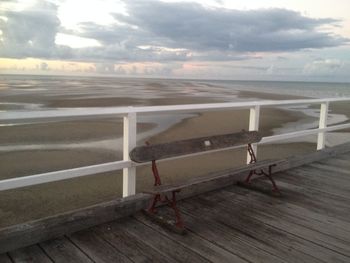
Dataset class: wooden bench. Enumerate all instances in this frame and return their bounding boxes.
[130,130,284,234]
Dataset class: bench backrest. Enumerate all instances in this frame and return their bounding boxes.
[129,130,262,163]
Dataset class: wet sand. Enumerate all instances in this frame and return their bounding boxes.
[0,120,155,145]
[0,90,345,227]
[147,107,304,145]
[308,100,350,133]
[238,90,307,100]
[329,101,350,132]
[48,96,222,108]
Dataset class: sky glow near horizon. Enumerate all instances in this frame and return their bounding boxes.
[0,0,350,82]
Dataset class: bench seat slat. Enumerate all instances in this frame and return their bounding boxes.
[144,159,286,194]
[130,131,262,163]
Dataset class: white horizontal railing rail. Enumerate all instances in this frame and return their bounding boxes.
[0,97,349,194]
[1,98,348,121]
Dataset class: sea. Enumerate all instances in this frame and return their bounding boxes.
[1,75,350,113]
[0,74,349,150]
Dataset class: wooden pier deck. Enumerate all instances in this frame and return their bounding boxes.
[1,152,350,262]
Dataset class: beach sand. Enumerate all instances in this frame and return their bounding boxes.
[0,90,344,227]
[48,96,221,108]
[0,120,155,146]
[329,101,350,133]
[238,90,307,100]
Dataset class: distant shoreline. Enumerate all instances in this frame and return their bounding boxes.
[1,72,350,85]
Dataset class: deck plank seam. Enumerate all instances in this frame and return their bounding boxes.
[90,226,156,263]
[37,243,56,263]
[185,195,342,263]
[92,221,178,263]
[120,217,203,263]
[131,215,214,263]
[180,197,307,261]
[180,208,288,263]
[272,170,350,198]
[260,220,350,259]
[220,186,350,240]
[181,203,327,263]
[6,252,15,263]
[64,235,97,263]
[222,186,348,239]
[207,191,350,259]
[133,213,249,263]
[279,171,350,203]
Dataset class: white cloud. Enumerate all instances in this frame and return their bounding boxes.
[55,33,101,48]
[0,0,347,63]
[39,61,49,70]
[303,59,345,74]
[0,0,349,81]
[0,0,71,59]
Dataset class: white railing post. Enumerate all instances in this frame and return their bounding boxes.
[317,102,329,150]
[247,105,260,163]
[123,111,137,197]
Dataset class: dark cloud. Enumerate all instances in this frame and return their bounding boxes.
[0,0,71,59]
[112,0,347,52]
[0,0,348,64]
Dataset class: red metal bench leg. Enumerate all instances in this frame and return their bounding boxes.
[147,194,161,214]
[145,191,186,234]
[151,160,162,186]
[144,142,186,233]
[244,143,257,183]
[168,190,184,229]
[247,143,257,164]
[245,170,255,183]
[241,144,281,194]
[262,164,280,193]
[146,158,162,214]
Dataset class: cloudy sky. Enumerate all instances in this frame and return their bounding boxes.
[0,0,349,81]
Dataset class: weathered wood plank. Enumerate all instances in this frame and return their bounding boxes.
[222,186,350,244]
[146,159,284,194]
[185,195,350,263]
[278,169,350,203]
[181,203,321,263]
[270,181,350,223]
[0,193,150,254]
[9,245,53,263]
[0,253,12,263]
[121,217,212,263]
[302,163,350,180]
[181,200,317,263]
[315,158,350,170]
[134,212,247,263]
[274,175,350,203]
[279,173,350,203]
[93,218,177,263]
[130,131,261,162]
[200,190,350,259]
[2,143,350,254]
[223,185,350,241]
[40,236,93,263]
[68,230,132,263]
[308,162,350,176]
[336,154,350,161]
[279,165,350,193]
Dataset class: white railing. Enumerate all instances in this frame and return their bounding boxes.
[0,97,350,195]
